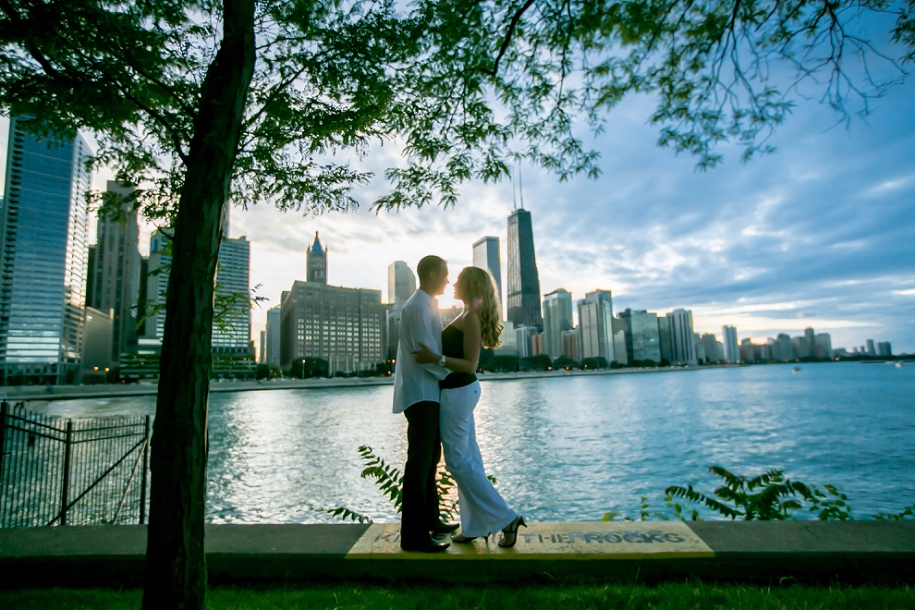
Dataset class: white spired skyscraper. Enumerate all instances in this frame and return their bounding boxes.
[472,236,502,314]
[0,117,92,384]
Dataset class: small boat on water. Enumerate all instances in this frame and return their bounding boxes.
[897,361,907,369]
[793,366,802,373]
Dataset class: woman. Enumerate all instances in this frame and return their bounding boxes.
[413,266,525,548]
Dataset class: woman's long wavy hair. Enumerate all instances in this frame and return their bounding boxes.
[459,266,504,349]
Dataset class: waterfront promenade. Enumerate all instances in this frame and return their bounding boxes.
[1,521,912,586]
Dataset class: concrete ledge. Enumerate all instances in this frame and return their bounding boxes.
[1,521,912,587]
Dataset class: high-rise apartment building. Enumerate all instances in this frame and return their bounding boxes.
[506,208,542,329]
[265,305,282,366]
[791,335,810,359]
[0,118,91,384]
[865,339,876,356]
[619,309,661,363]
[387,261,416,308]
[88,181,141,363]
[814,334,834,359]
[700,332,724,363]
[804,328,816,354]
[280,234,382,373]
[578,290,615,363]
[876,341,892,356]
[667,309,697,365]
[611,317,628,365]
[776,333,793,361]
[694,333,706,363]
[561,327,581,362]
[722,325,739,363]
[542,289,573,359]
[514,325,538,359]
[472,236,502,313]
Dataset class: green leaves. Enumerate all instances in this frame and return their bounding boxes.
[665,466,856,521]
[5,0,912,216]
[328,444,499,524]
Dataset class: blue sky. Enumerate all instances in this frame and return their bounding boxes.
[220,71,915,356]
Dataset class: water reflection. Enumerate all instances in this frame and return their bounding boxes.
[34,363,915,523]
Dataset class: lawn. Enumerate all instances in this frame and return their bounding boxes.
[1,582,913,610]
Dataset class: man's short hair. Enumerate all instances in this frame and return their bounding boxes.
[417,255,446,283]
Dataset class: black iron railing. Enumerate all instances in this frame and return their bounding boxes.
[0,401,151,527]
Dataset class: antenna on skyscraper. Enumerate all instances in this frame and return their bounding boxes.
[511,164,518,211]
[518,163,525,210]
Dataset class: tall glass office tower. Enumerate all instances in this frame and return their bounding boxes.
[506,208,542,329]
[0,117,91,384]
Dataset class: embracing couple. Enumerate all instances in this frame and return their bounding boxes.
[392,255,526,553]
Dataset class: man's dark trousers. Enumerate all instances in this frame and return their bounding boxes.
[401,400,441,545]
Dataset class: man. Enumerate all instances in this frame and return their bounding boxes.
[392,255,457,553]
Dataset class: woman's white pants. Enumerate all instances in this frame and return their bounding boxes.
[440,381,517,538]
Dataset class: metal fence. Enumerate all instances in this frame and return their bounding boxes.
[0,401,151,527]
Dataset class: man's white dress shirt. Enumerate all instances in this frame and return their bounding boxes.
[392,289,449,414]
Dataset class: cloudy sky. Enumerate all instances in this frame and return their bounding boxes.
[205,73,913,357]
[66,22,912,358]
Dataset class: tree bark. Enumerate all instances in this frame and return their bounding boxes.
[142,1,255,609]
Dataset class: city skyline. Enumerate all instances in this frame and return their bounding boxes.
[4,69,909,356]
[221,76,914,357]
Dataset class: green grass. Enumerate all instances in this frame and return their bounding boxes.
[1,583,913,610]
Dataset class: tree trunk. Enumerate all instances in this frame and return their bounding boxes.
[142,2,254,609]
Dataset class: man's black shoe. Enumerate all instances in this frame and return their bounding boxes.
[430,521,460,535]
[400,538,451,553]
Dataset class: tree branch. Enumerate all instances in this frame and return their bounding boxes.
[485,0,537,76]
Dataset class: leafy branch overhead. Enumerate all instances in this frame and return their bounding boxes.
[2,0,912,217]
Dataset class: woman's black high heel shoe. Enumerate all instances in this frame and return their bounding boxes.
[452,533,489,543]
[498,515,526,548]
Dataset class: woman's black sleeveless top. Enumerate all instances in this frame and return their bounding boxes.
[440,326,477,390]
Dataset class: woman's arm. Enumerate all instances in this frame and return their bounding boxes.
[413,313,482,374]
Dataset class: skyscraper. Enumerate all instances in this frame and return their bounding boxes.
[141,229,171,346]
[212,234,252,355]
[265,305,282,366]
[307,231,327,284]
[578,290,615,363]
[89,181,141,363]
[865,339,876,356]
[542,289,573,359]
[506,208,542,329]
[658,316,673,363]
[472,236,502,313]
[387,261,416,307]
[667,309,697,365]
[814,339,834,359]
[722,325,739,363]
[0,118,91,384]
[619,309,661,363]
[700,332,724,363]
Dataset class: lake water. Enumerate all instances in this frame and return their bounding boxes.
[34,362,915,523]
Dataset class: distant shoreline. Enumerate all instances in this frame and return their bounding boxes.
[3,364,725,402]
[3,360,907,403]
